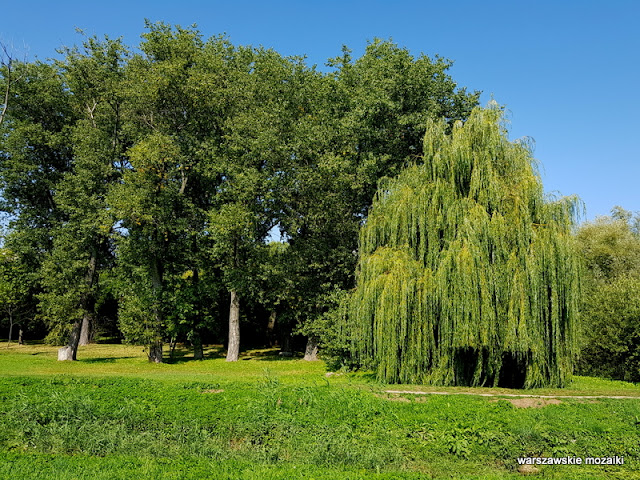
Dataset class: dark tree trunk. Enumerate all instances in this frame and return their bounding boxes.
[226,290,240,362]
[193,333,204,360]
[148,341,163,363]
[279,334,292,356]
[303,336,319,361]
[169,336,178,361]
[191,268,203,360]
[191,328,204,360]
[266,311,276,347]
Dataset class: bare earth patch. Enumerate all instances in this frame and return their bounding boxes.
[493,397,562,408]
[384,390,638,400]
[202,389,224,394]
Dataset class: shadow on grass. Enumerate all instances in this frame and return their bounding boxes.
[164,346,307,363]
[79,357,135,363]
[237,348,307,362]
[164,345,227,364]
[251,353,304,361]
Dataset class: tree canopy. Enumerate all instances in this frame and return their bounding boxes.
[342,105,582,388]
[575,209,640,381]
[0,23,480,362]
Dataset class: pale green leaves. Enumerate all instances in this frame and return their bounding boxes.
[347,106,581,388]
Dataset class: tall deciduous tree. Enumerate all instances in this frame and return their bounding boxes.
[205,47,308,361]
[38,36,127,360]
[343,105,581,387]
[281,40,480,357]
[111,22,221,362]
[0,58,76,349]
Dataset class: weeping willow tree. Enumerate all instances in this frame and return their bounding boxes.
[345,105,581,388]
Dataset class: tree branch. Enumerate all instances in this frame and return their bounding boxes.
[0,43,13,127]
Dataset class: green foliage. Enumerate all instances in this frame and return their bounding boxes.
[0,247,34,342]
[0,59,73,225]
[344,105,582,387]
[36,36,128,352]
[576,211,640,280]
[282,40,480,346]
[576,209,640,381]
[114,267,161,347]
[0,60,75,342]
[0,23,482,359]
[109,23,212,356]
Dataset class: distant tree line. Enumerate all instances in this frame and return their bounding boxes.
[0,22,479,362]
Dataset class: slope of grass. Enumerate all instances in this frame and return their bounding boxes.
[1,343,639,479]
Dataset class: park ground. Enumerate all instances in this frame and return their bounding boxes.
[1,343,639,479]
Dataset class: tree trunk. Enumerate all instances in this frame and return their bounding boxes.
[18,327,23,345]
[226,290,240,361]
[79,312,91,346]
[303,336,319,361]
[279,334,292,357]
[7,314,13,348]
[267,311,276,347]
[191,268,203,360]
[193,339,204,360]
[148,341,163,363]
[61,248,98,361]
[58,319,82,361]
[169,336,178,361]
[193,333,204,360]
[149,255,164,363]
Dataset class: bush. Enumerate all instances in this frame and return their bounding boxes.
[577,275,640,381]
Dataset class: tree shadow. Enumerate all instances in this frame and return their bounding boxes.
[79,357,134,363]
[164,345,226,364]
[251,351,304,361]
[161,345,307,363]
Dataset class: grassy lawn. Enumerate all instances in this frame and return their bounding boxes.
[1,342,639,479]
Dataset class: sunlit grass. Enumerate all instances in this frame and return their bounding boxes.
[2,342,639,396]
[1,343,639,479]
[0,342,333,386]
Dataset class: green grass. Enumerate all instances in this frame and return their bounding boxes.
[1,343,640,479]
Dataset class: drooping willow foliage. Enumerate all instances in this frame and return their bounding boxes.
[345,105,581,388]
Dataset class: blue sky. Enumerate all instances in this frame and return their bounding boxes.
[2,0,638,222]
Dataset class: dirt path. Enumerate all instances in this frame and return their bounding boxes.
[384,390,640,400]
